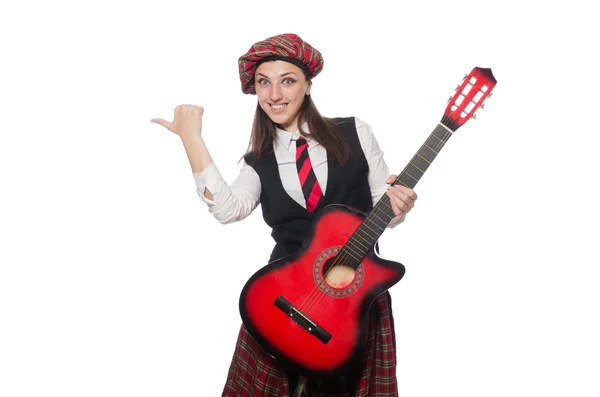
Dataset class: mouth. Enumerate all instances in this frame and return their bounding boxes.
[269,103,287,113]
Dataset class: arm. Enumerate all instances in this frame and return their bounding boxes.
[151,105,260,223]
[193,160,260,224]
[151,105,214,197]
[181,135,216,199]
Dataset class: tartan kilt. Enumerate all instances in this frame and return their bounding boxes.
[221,291,398,397]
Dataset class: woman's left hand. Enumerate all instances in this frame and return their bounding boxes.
[385,174,418,217]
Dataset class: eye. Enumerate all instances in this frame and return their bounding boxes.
[257,78,269,86]
[282,78,296,85]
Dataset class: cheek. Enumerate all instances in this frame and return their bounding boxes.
[286,87,304,103]
[256,92,269,107]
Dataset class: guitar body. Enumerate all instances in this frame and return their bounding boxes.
[239,205,405,377]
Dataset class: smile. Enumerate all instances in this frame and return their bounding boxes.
[270,104,287,112]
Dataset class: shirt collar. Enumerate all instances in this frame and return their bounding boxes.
[275,123,313,150]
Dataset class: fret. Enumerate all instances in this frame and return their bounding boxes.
[411,154,432,174]
[365,217,383,232]
[422,141,439,155]
[414,152,431,165]
[375,200,395,221]
[432,126,452,142]
[339,248,361,263]
[343,242,363,259]
[369,211,388,227]
[368,211,389,229]
[372,205,394,223]
[411,157,430,174]
[350,237,369,251]
[405,162,425,178]
[353,228,376,245]
[360,219,384,235]
[352,230,372,246]
[401,169,419,183]
[408,161,425,174]
[416,147,436,163]
[426,134,445,149]
[429,131,445,143]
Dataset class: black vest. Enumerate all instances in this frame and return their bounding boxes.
[244,117,373,262]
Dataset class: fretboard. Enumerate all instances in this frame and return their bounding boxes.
[342,122,454,269]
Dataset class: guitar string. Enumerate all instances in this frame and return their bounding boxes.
[295,119,455,316]
[295,117,455,316]
[297,122,454,320]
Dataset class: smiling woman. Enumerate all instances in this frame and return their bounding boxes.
[151,33,418,397]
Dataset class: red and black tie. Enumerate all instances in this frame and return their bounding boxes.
[296,136,323,212]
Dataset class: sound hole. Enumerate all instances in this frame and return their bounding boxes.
[322,257,355,289]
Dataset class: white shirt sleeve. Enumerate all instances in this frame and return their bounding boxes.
[193,160,261,224]
[355,118,406,228]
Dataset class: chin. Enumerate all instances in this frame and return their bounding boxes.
[269,114,291,125]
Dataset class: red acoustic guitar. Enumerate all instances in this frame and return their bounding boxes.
[239,67,497,377]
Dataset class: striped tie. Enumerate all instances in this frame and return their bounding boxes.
[296,136,323,212]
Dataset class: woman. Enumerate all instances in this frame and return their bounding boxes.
[152,33,417,397]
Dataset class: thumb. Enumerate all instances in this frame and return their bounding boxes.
[150,118,175,132]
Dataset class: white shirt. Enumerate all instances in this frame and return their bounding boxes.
[193,117,404,227]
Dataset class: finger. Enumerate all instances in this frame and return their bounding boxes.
[393,185,418,201]
[389,188,415,212]
[386,174,398,184]
[386,190,405,216]
[390,187,412,204]
[175,104,204,116]
[150,118,175,132]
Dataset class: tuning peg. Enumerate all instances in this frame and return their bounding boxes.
[479,103,485,109]
[447,96,453,103]
[455,85,460,91]
[462,74,468,80]
[487,92,493,98]
[471,114,477,120]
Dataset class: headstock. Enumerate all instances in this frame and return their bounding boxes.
[443,67,497,131]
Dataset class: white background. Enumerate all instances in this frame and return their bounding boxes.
[1,0,599,396]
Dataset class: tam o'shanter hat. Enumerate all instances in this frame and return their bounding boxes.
[238,33,324,95]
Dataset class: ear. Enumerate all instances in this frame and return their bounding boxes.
[305,80,312,96]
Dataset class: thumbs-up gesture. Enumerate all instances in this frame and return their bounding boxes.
[151,104,204,141]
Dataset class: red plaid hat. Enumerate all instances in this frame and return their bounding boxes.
[238,33,324,95]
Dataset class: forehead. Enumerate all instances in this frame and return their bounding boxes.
[255,60,304,77]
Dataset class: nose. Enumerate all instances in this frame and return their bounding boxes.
[269,83,283,102]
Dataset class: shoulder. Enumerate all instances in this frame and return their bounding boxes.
[329,116,372,133]
[330,116,374,142]
[243,152,260,170]
[243,149,275,170]
[329,116,355,126]
[353,117,372,135]
[351,117,379,154]
[243,152,254,166]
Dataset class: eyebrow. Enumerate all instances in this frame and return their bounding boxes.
[256,72,298,79]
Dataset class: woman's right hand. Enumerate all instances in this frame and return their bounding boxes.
[151,104,204,141]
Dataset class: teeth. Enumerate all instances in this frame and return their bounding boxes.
[272,104,287,110]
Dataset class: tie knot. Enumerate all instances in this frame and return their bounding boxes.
[296,136,307,147]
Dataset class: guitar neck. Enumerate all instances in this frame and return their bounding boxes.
[340,66,496,269]
[344,121,454,268]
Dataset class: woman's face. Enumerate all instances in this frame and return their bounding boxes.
[254,60,311,132]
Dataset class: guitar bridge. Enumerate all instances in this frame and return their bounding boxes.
[274,296,332,344]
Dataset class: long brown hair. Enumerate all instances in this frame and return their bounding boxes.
[245,93,350,164]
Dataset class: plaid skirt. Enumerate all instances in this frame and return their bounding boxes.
[221,291,398,397]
